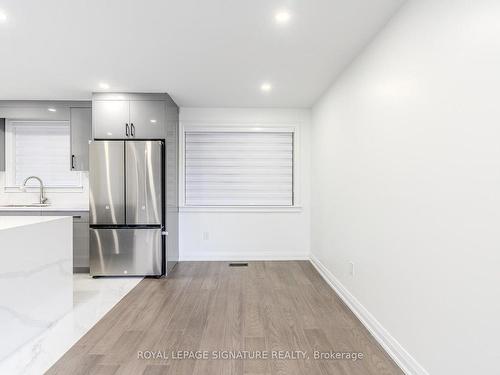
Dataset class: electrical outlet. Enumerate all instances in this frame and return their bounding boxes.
[202,232,209,241]
[349,262,355,277]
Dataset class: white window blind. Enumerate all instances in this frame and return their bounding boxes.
[185,131,293,206]
[6,121,82,188]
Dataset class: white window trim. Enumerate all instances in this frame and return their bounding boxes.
[4,120,83,192]
[179,122,302,212]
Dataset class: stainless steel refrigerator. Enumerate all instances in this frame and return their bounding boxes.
[89,140,164,276]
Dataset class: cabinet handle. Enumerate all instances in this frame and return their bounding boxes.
[73,215,81,219]
[125,123,129,137]
[71,155,75,169]
[131,123,135,137]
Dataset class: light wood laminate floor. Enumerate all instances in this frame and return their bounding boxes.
[47,261,403,375]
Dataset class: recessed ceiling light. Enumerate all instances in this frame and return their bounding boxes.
[0,10,7,23]
[260,82,272,92]
[150,119,157,123]
[99,82,110,90]
[48,108,57,112]
[275,10,291,25]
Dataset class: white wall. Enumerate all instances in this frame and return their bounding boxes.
[179,108,310,261]
[311,0,500,374]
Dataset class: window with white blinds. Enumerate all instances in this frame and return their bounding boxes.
[185,131,293,206]
[5,121,82,188]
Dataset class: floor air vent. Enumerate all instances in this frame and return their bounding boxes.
[229,262,248,267]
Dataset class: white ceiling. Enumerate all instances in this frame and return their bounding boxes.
[0,0,404,107]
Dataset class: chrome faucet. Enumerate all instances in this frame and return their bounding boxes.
[21,176,49,205]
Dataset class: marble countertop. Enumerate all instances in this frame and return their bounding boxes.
[0,215,73,363]
[0,216,68,230]
[0,206,89,212]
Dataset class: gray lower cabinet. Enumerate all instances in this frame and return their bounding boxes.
[0,210,90,272]
[70,107,92,171]
[73,220,90,272]
[41,211,90,272]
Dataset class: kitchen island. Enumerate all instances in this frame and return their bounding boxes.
[0,216,73,361]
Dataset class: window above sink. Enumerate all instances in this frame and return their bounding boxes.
[4,120,82,191]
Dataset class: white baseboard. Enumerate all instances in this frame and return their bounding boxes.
[309,255,429,375]
[180,252,309,261]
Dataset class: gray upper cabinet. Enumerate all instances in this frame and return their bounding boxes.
[93,100,130,139]
[70,107,91,171]
[0,103,70,121]
[0,101,90,172]
[92,93,168,140]
[129,100,166,139]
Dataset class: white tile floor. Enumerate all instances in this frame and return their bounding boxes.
[0,274,142,375]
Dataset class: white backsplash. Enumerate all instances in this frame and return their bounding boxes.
[0,172,89,209]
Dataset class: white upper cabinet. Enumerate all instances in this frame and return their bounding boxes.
[92,93,167,140]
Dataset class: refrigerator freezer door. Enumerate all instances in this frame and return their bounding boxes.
[89,141,125,225]
[90,228,162,276]
[126,141,163,225]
